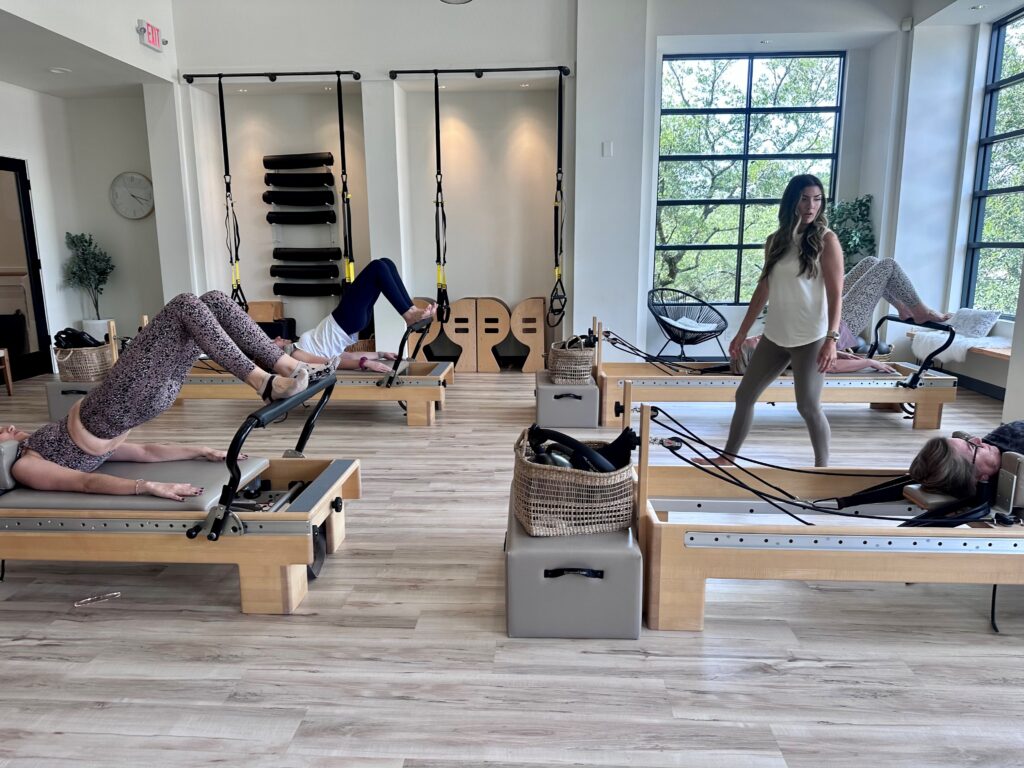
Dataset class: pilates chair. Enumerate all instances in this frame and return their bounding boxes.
[0,348,11,395]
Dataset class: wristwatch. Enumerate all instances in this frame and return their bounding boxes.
[358,356,369,371]
[825,330,840,342]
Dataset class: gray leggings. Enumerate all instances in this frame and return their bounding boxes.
[724,335,831,467]
[842,256,923,336]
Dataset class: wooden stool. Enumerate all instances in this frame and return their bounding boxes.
[0,349,12,396]
[476,297,511,373]
[511,297,546,373]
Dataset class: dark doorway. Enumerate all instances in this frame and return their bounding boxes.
[0,157,51,379]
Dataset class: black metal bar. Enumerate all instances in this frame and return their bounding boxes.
[183,70,361,82]
[868,314,955,388]
[665,51,846,61]
[978,126,1024,145]
[657,197,782,207]
[294,380,335,455]
[381,318,432,389]
[250,371,336,427]
[656,243,767,251]
[973,184,1024,197]
[660,152,834,162]
[661,106,839,116]
[389,65,570,79]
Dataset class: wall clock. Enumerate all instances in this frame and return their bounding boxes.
[109,171,154,219]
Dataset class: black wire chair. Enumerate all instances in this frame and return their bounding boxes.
[647,288,728,361]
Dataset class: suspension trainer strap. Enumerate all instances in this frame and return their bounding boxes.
[336,72,356,292]
[433,72,451,325]
[547,69,567,328]
[217,76,247,311]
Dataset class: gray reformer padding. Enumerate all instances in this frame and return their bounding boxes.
[0,457,269,512]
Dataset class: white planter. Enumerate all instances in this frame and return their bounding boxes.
[82,319,114,343]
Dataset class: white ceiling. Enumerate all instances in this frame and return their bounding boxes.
[0,10,162,98]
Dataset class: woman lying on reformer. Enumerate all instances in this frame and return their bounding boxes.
[909,420,1024,498]
[732,255,951,374]
[1,290,324,501]
[273,258,436,374]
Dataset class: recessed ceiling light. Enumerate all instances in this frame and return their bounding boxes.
[971,4,987,9]
[439,84,447,89]
[48,67,72,74]
[760,39,773,45]
[238,88,247,93]
[440,0,473,4]
[324,86,332,91]
[520,83,530,88]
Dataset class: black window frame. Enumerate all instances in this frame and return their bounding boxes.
[655,51,846,305]
[963,6,1024,319]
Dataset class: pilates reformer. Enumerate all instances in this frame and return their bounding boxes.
[0,375,362,614]
[594,315,959,430]
[635,404,1024,631]
[181,318,454,427]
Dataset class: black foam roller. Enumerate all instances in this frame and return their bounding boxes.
[262,190,335,206]
[264,172,334,187]
[267,210,337,225]
[274,282,342,297]
[270,264,340,280]
[272,247,342,262]
[263,152,334,170]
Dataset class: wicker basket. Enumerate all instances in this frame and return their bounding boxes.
[54,345,115,382]
[547,340,595,385]
[345,337,376,353]
[511,430,634,537]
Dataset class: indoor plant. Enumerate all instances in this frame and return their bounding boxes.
[64,232,115,337]
[827,194,877,270]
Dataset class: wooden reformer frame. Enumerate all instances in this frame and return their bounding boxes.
[635,404,1024,631]
[593,318,958,430]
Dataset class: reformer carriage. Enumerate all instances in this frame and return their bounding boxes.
[594,316,959,430]
[0,376,362,614]
[635,404,1024,631]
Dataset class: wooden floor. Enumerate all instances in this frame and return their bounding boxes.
[1,373,1021,767]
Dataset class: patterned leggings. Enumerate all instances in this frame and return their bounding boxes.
[841,256,923,336]
[78,291,284,439]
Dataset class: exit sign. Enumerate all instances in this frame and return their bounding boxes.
[137,19,163,52]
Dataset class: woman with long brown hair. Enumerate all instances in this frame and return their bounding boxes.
[718,174,845,467]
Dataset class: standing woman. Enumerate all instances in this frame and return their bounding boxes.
[721,174,844,467]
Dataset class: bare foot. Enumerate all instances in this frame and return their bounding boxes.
[693,455,736,467]
[894,301,951,325]
[403,304,436,326]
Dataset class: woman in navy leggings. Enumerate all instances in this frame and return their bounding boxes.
[279,258,435,374]
[7,290,320,500]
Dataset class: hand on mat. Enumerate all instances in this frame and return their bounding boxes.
[199,447,246,462]
[364,359,392,374]
[144,481,204,502]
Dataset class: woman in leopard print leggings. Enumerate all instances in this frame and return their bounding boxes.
[5,291,324,501]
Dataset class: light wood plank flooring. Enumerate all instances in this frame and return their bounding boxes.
[0,373,1020,767]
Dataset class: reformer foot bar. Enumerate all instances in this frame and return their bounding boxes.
[634,404,1024,631]
[592,317,958,430]
[0,376,362,614]
[181,320,453,427]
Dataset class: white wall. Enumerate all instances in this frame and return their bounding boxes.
[191,88,370,335]
[64,92,164,331]
[404,87,560,307]
[0,80,80,344]
[0,0,178,82]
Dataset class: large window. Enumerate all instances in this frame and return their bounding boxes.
[965,9,1024,319]
[655,53,845,303]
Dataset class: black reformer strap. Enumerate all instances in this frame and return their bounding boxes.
[547,69,567,328]
[868,314,955,388]
[186,375,336,541]
[336,72,356,294]
[433,72,451,325]
[217,76,247,312]
[273,247,342,262]
[262,190,335,206]
[274,283,343,297]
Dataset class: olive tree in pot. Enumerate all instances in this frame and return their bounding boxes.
[64,232,115,341]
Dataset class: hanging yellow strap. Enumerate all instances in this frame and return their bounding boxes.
[436,264,447,288]
[345,260,356,284]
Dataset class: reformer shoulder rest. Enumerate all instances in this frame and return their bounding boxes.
[903,450,1024,521]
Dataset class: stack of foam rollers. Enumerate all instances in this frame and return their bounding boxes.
[263,152,342,297]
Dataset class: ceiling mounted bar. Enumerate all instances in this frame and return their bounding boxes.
[389,65,570,79]
[183,70,361,83]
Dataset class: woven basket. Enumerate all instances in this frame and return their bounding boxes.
[511,430,634,537]
[54,345,114,382]
[547,340,595,385]
[345,337,376,353]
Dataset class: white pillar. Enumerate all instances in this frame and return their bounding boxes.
[1003,277,1024,422]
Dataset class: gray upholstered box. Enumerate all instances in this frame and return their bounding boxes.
[505,506,642,639]
[45,380,103,421]
[535,371,599,429]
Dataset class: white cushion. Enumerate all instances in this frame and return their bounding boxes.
[662,315,720,333]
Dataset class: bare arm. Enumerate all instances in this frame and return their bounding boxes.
[11,453,201,500]
[109,443,241,463]
[730,278,769,359]
[829,357,896,374]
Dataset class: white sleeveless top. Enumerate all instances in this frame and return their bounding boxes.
[295,315,356,358]
[763,241,828,348]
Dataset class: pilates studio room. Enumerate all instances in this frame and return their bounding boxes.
[3,0,1024,764]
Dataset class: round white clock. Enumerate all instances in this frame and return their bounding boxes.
[109,171,154,219]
